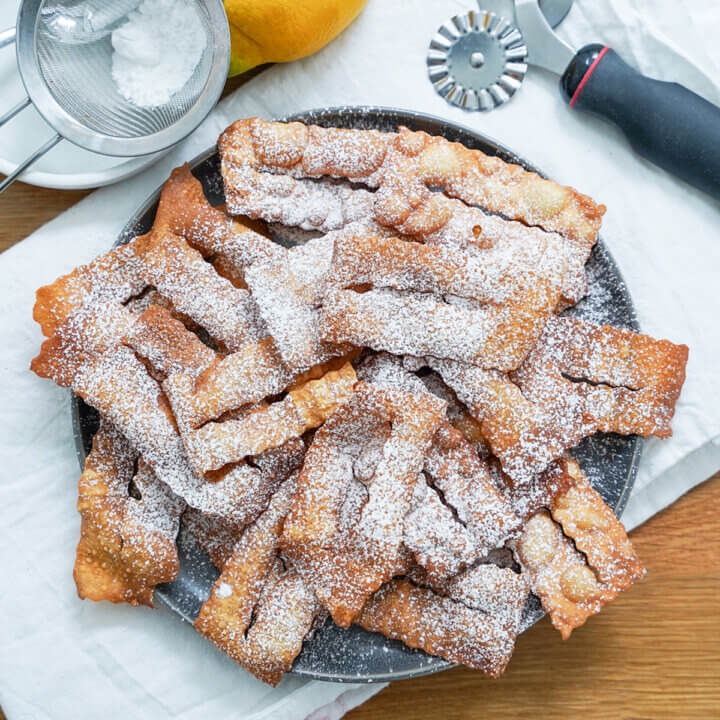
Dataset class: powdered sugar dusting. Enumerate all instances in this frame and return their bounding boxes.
[41,110,677,684]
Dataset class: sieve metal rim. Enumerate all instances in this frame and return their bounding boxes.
[14,0,230,157]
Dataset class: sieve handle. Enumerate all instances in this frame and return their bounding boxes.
[0,134,62,193]
[0,97,31,128]
[0,26,16,49]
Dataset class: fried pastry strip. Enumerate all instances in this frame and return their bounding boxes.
[329,233,566,306]
[74,423,184,606]
[282,381,447,626]
[219,118,379,232]
[163,337,291,429]
[154,164,283,269]
[183,437,306,570]
[73,346,288,524]
[31,302,215,388]
[185,362,357,474]
[404,482,479,581]
[154,165,352,374]
[355,579,515,677]
[406,423,520,580]
[513,315,689,439]
[429,316,688,483]
[515,466,644,641]
[142,230,265,350]
[515,511,607,639]
[320,287,553,371]
[419,198,588,305]
[182,508,244,571]
[195,478,323,685]
[195,478,296,644]
[220,118,604,249]
[243,239,349,373]
[119,459,186,590]
[233,564,322,685]
[220,135,586,305]
[549,458,645,591]
[407,563,530,636]
[33,225,266,355]
[393,125,603,249]
[418,370,490,456]
[357,353,517,578]
[33,234,151,338]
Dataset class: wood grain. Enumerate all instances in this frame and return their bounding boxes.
[1,85,718,719]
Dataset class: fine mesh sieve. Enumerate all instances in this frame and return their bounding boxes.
[0,0,230,192]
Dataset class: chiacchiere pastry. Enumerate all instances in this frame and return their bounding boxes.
[30,117,688,686]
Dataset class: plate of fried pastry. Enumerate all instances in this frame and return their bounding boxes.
[30,107,689,685]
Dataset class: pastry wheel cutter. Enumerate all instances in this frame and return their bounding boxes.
[427,0,572,111]
[430,0,720,197]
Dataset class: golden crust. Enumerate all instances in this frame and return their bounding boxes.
[31,301,215,388]
[194,478,322,685]
[282,382,446,626]
[431,316,688,484]
[219,118,604,249]
[163,337,291,430]
[142,230,264,351]
[355,579,515,678]
[184,362,357,474]
[329,233,561,306]
[549,459,645,591]
[404,424,519,582]
[155,166,351,375]
[154,163,280,268]
[33,234,150,338]
[195,479,295,641]
[320,286,553,372]
[515,461,643,639]
[231,567,321,685]
[321,234,563,371]
[74,424,183,606]
[407,563,530,636]
[515,511,605,639]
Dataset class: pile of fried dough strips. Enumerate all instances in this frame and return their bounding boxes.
[31,118,688,685]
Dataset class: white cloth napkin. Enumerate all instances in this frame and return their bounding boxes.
[1,1,719,718]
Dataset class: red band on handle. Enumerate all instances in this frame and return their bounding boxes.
[569,45,610,108]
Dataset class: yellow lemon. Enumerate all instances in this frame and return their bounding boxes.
[224,0,367,76]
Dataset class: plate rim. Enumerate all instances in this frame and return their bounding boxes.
[0,150,167,190]
[70,105,643,683]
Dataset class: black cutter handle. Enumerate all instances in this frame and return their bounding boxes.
[561,44,720,198]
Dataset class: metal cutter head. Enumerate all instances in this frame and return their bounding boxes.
[427,9,528,111]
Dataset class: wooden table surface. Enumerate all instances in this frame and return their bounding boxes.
[2,103,719,720]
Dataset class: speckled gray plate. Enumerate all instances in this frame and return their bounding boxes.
[72,106,642,683]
